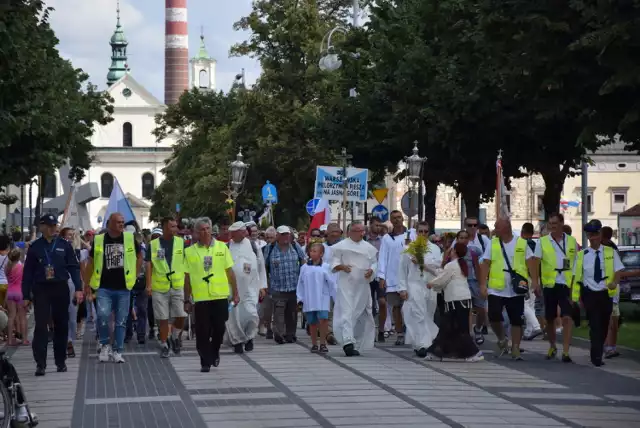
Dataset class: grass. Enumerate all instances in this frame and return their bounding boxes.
[573,320,640,350]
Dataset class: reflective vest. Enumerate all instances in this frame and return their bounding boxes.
[150,237,185,292]
[90,232,137,290]
[488,237,529,290]
[184,240,230,302]
[572,246,616,302]
[539,234,577,287]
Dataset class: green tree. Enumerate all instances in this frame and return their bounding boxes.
[479,0,611,218]
[570,1,640,151]
[0,0,113,187]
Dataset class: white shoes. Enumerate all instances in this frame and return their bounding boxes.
[465,352,485,362]
[97,345,125,363]
[98,345,111,362]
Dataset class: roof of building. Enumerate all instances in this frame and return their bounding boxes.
[619,203,640,217]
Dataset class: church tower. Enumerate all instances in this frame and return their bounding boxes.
[106,1,129,86]
[190,31,216,91]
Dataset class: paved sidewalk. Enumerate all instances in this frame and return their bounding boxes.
[7,327,640,428]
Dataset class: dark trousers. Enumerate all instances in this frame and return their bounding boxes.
[582,287,612,364]
[126,290,149,339]
[32,281,70,368]
[271,291,297,339]
[194,299,228,367]
[148,295,155,330]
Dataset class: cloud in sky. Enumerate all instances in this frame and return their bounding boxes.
[46,0,260,101]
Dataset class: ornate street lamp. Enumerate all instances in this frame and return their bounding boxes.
[224,147,250,222]
[404,141,427,229]
[319,26,347,72]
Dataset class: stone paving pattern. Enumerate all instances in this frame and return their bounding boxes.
[7,323,640,428]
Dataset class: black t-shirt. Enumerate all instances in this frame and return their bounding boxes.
[144,237,174,267]
[90,233,141,291]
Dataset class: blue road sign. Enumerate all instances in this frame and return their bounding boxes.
[371,204,389,222]
[261,181,278,204]
[306,199,320,216]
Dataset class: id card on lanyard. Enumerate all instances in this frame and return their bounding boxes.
[552,235,570,271]
[44,239,58,280]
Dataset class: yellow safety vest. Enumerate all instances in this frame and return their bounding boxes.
[488,237,529,290]
[539,234,577,287]
[90,232,137,290]
[150,237,185,292]
[184,240,232,302]
[572,246,616,302]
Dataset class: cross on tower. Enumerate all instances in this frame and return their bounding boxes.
[497,149,503,159]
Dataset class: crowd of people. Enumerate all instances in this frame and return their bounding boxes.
[0,208,634,377]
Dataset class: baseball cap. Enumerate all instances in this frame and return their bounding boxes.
[276,225,291,234]
[151,228,162,236]
[583,219,602,234]
[39,214,58,226]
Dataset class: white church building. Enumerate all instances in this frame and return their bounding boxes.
[3,8,217,231]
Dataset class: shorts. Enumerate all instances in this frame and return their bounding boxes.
[488,294,525,327]
[612,303,620,317]
[305,310,329,325]
[386,291,404,308]
[542,284,572,322]
[370,280,386,301]
[5,291,23,305]
[152,288,187,320]
[468,279,487,309]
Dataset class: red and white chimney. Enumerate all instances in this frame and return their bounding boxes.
[165,0,189,105]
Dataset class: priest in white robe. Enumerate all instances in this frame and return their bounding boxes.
[225,221,267,353]
[331,222,378,356]
[398,223,442,357]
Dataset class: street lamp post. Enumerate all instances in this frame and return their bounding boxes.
[223,147,250,223]
[404,141,427,231]
[318,0,359,73]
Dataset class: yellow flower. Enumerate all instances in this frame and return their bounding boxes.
[403,235,430,275]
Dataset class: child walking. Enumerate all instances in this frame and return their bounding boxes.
[5,249,28,346]
[297,243,335,353]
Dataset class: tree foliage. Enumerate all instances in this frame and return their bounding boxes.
[0,0,113,187]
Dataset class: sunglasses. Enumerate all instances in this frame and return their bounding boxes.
[466,223,478,228]
[311,234,321,238]
[417,230,429,234]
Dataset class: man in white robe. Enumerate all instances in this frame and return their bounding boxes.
[225,221,267,353]
[331,222,378,356]
[397,221,441,357]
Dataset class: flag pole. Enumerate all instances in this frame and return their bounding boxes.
[496,150,502,220]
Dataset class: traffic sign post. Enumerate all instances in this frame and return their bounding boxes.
[306,199,320,216]
[401,191,419,217]
[261,181,278,204]
[371,204,389,222]
[372,189,388,204]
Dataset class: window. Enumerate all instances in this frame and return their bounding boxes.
[199,69,209,88]
[101,173,114,198]
[142,173,155,199]
[122,122,132,147]
[41,173,57,199]
[584,192,594,213]
[611,191,627,213]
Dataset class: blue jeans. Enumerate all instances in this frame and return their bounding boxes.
[97,288,131,352]
[126,290,149,339]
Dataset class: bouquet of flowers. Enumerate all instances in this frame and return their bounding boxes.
[403,235,430,276]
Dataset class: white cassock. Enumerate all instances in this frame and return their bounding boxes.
[225,238,267,345]
[398,248,440,352]
[296,263,335,313]
[330,238,378,352]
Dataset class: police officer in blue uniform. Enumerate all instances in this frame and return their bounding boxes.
[22,214,84,376]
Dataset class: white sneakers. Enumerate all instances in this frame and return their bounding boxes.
[465,351,485,362]
[98,345,126,363]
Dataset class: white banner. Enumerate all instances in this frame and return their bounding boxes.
[314,166,369,202]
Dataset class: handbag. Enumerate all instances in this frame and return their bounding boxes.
[499,240,529,295]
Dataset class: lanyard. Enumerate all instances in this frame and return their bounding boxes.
[194,242,215,272]
[44,238,58,265]
[551,234,566,255]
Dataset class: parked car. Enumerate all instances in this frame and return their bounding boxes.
[618,246,640,303]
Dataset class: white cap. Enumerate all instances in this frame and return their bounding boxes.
[245,221,257,228]
[228,221,246,232]
[276,225,291,234]
[319,224,328,231]
[124,225,136,233]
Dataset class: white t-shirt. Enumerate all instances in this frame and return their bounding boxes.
[0,254,7,285]
[533,234,576,285]
[482,235,534,298]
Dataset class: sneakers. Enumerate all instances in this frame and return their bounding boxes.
[173,337,182,356]
[310,345,319,353]
[473,326,485,345]
[112,351,125,364]
[98,345,111,363]
[511,348,523,361]
[160,344,170,358]
[394,334,405,346]
[561,353,573,363]
[524,328,543,341]
[546,346,558,360]
[465,352,485,362]
[496,339,509,357]
[319,344,329,353]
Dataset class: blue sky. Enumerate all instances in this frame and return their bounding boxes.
[46,0,260,101]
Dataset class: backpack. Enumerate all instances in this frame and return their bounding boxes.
[227,240,259,258]
[263,242,306,275]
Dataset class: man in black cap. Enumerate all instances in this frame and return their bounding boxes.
[571,219,623,366]
[22,214,84,376]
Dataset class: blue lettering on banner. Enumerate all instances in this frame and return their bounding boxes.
[314,166,369,202]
